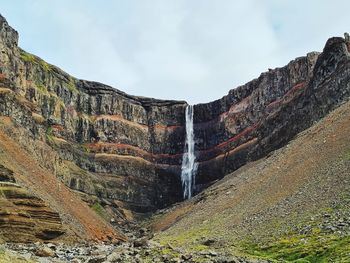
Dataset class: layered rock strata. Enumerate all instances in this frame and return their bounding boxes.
[0,14,186,212]
[1,14,350,214]
[193,37,350,189]
[0,165,64,242]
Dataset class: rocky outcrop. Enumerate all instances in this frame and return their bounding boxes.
[0,165,64,242]
[1,13,350,215]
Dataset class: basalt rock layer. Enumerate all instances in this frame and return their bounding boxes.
[0,14,187,214]
[193,37,350,190]
[1,13,350,223]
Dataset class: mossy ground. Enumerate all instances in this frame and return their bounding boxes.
[140,246,213,263]
[155,224,211,252]
[91,202,110,222]
[20,50,52,72]
[343,150,350,161]
[242,233,350,262]
[153,208,350,262]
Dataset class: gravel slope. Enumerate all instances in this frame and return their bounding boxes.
[148,99,350,262]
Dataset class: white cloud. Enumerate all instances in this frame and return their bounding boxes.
[1,1,350,103]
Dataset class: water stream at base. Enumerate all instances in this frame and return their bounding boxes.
[180,105,198,199]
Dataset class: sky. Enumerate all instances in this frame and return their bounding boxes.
[1,1,350,104]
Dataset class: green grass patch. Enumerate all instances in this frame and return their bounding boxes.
[35,83,49,95]
[160,248,180,257]
[157,226,211,253]
[20,51,36,63]
[343,150,350,161]
[20,50,53,72]
[141,247,180,263]
[91,202,109,221]
[46,126,54,143]
[193,257,214,262]
[242,233,350,262]
[67,77,78,94]
[81,144,90,153]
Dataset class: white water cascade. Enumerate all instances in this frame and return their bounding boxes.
[180,105,198,199]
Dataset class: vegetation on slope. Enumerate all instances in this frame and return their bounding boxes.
[243,234,350,262]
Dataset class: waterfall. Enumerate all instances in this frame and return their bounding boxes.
[181,105,198,199]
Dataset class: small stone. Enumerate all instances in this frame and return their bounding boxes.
[107,252,121,262]
[139,228,148,234]
[148,240,162,248]
[209,250,218,256]
[46,243,56,250]
[87,255,107,263]
[35,247,56,257]
[181,254,192,260]
[170,257,181,263]
[20,253,32,260]
[202,238,216,246]
[133,238,148,248]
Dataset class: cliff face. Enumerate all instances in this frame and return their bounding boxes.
[1,14,350,218]
[0,15,187,213]
[149,96,350,261]
[193,37,350,190]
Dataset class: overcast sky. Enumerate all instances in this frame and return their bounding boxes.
[1,1,350,104]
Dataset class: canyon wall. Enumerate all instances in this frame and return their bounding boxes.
[1,14,350,215]
[0,15,187,213]
[193,37,350,190]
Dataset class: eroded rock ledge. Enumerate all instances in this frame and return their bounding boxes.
[0,165,64,242]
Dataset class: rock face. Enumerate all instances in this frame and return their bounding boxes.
[0,165,64,242]
[192,37,350,191]
[0,14,187,213]
[1,13,350,215]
